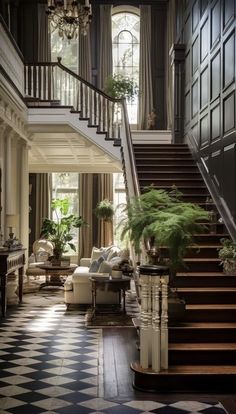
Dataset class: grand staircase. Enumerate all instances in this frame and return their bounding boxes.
[132,143,236,392]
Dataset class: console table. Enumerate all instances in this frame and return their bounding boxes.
[90,275,131,316]
[0,249,25,317]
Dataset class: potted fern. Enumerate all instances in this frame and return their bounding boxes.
[218,238,236,275]
[94,199,114,222]
[104,74,138,102]
[40,198,86,264]
[121,187,209,276]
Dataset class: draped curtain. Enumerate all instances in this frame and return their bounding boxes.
[138,5,153,130]
[79,174,94,259]
[78,29,92,82]
[38,3,51,61]
[98,5,113,90]
[97,173,113,247]
[35,174,50,241]
[166,0,176,130]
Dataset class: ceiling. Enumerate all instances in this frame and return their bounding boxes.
[27,124,122,173]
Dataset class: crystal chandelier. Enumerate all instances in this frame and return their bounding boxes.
[46,0,92,41]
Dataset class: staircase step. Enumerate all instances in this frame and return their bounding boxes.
[135,157,197,165]
[174,272,236,287]
[181,258,222,272]
[176,287,236,304]
[131,361,236,392]
[169,322,236,342]
[140,185,209,195]
[135,164,199,172]
[161,245,221,258]
[135,151,193,158]
[169,342,236,365]
[193,233,229,242]
[184,304,236,322]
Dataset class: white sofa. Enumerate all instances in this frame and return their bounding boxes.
[64,246,123,306]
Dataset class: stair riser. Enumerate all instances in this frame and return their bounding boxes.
[137,171,202,178]
[180,262,222,272]
[135,152,193,159]
[183,309,236,322]
[174,276,236,288]
[160,248,220,258]
[169,350,236,365]
[178,291,236,304]
[136,158,198,166]
[138,178,204,186]
[194,234,228,243]
[139,185,208,195]
[132,369,236,393]
[135,164,199,172]
[169,328,236,343]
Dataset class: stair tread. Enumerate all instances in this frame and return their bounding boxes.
[132,361,236,374]
[169,343,236,350]
[184,258,221,262]
[177,287,236,292]
[186,304,236,309]
[176,272,226,276]
[172,322,236,328]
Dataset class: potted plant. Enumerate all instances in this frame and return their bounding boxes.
[104,74,139,102]
[120,186,209,277]
[218,238,236,275]
[40,198,86,264]
[94,199,114,222]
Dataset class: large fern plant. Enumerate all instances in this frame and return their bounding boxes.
[121,187,209,272]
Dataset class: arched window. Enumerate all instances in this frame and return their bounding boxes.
[112,7,140,125]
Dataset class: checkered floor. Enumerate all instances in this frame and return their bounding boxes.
[0,289,228,414]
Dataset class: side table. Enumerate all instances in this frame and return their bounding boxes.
[37,264,75,289]
[90,275,131,316]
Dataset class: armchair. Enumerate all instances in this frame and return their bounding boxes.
[25,239,54,280]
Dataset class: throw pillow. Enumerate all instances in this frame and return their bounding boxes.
[107,246,121,261]
[98,260,112,274]
[91,247,106,262]
[89,255,104,272]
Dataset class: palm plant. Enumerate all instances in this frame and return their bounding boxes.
[40,198,85,260]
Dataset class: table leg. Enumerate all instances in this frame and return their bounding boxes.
[0,274,7,317]
[122,288,126,314]
[18,267,23,303]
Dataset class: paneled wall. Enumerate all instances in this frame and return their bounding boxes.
[176,0,236,225]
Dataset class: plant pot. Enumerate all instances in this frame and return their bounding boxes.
[111,270,123,279]
[223,259,236,275]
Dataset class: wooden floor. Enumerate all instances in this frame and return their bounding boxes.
[102,327,236,414]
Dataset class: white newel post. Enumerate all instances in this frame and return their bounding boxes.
[139,265,169,373]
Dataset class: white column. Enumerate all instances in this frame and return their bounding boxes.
[0,122,7,236]
[140,274,152,369]
[151,275,161,372]
[160,275,169,370]
[20,141,29,257]
[5,130,15,215]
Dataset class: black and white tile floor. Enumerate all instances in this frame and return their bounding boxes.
[0,290,228,414]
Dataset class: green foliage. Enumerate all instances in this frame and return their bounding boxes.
[40,198,86,258]
[94,199,114,221]
[120,187,209,272]
[218,238,236,260]
[104,74,139,102]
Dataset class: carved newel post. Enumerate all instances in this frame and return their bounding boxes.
[139,265,169,373]
[170,44,185,144]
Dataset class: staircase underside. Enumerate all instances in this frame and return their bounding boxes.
[132,143,236,392]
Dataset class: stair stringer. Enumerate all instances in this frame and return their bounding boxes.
[27,107,121,162]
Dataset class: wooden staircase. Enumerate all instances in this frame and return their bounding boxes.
[131,143,236,392]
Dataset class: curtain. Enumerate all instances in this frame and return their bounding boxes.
[98,4,113,90]
[35,173,50,240]
[138,5,153,130]
[78,29,92,82]
[166,0,176,130]
[97,174,113,247]
[79,174,94,259]
[38,3,51,61]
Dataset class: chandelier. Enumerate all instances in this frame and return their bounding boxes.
[46,0,92,41]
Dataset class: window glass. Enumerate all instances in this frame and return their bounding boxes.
[50,23,78,73]
[51,173,80,254]
[112,10,140,124]
[113,173,127,248]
